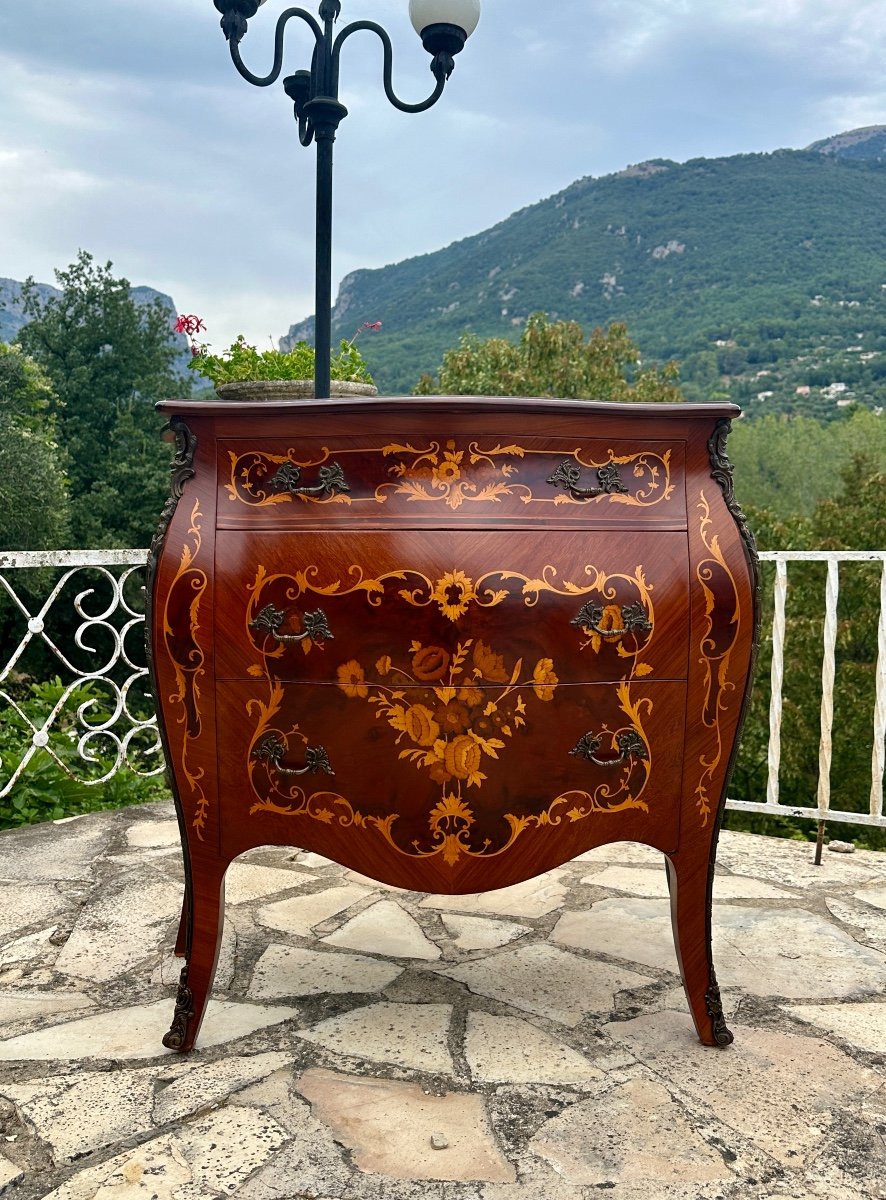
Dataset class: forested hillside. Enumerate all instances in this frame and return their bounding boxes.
[281,129,886,406]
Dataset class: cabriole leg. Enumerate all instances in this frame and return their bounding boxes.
[173,886,189,957]
[665,851,734,1047]
[163,855,229,1053]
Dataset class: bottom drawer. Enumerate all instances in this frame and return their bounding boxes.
[215,676,686,890]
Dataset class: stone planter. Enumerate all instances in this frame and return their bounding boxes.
[215,379,378,402]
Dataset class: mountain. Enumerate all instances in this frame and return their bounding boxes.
[0,277,191,371]
[0,279,56,344]
[806,125,886,162]
[281,126,886,412]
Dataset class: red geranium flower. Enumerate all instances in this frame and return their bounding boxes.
[175,314,206,336]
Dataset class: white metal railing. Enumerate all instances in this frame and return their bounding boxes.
[1,548,885,830]
[0,549,163,799]
[725,550,886,830]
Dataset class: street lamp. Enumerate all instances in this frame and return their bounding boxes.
[213,0,481,399]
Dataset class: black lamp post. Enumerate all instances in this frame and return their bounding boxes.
[213,0,481,399]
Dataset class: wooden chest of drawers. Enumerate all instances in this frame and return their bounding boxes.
[148,396,759,1053]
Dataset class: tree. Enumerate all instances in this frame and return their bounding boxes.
[414,313,685,403]
[729,459,886,849]
[0,344,70,550]
[17,252,184,547]
[729,408,886,518]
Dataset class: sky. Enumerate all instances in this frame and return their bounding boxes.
[1,0,885,350]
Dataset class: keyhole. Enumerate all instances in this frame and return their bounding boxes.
[445,583,463,606]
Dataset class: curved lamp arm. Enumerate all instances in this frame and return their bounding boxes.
[228,6,323,87]
[332,21,447,113]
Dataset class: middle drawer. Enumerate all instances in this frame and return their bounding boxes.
[215,529,689,687]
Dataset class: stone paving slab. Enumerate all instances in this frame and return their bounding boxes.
[0,803,883,1200]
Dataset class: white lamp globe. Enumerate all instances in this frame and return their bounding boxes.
[409,0,481,38]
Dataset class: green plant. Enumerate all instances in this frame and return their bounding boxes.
[17,252,184,549]
[177,316,378,387]
[0,676,168,828]
[414,314,683,402]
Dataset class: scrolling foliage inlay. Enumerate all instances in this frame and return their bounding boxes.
[244,558,657,866]
[164,500,210,839]
[225,439,675,510]
[693,490,741,826]
[246,560,656,671]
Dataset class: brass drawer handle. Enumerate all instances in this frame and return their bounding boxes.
[569,730,648,768]
[547,459,628,501]
[250,604,334,645]
[253,733,335,777]
[570,600,652,638]
[266,460,350,498]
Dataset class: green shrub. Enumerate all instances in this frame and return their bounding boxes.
[0,676,168,828]
[188,336,373,386]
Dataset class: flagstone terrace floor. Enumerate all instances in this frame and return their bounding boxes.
[0,802,884,1200]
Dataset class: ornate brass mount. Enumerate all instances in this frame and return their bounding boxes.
[266,461,350,498]
[253,733,335,777]
[705,967,735,1047]
[250,604,334,645]
[547,459,628,501]
[162,966,194,1051]
[571,601,652,638]
[569,729,648,768]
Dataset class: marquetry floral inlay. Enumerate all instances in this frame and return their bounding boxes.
[247,625,654,865]
[164,499,209,838]
[224,439,676,510]
[376,440,529,510]
[246,561,656,662]
[693,490,742,825]
[338,638,556,790]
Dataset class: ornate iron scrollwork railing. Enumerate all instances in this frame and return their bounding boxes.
[2,548,884,834]
[0,550,163,800]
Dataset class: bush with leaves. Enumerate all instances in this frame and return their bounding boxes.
[17,252,183,548]
[0,344,71,551]
[727,457,886,850]
[187,334,374,387]
[0,676,167,828]
[414,313,684,402]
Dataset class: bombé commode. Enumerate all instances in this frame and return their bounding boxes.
[147,395,759,1052]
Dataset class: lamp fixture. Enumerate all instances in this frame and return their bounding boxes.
[211,0,481,398]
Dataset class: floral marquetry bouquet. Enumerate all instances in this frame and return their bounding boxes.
[336,638,558,791]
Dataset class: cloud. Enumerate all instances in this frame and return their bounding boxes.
[1,0,884,354]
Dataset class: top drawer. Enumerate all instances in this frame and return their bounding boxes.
[217,433,687,529]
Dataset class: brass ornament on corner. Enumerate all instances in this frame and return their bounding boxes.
[547,459,628,500]
[569,729,648,768]
[250,604,334,645]
[162,965,195,1051]
[704,967,735,1047]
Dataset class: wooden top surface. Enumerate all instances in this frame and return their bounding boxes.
[156,394,742,420]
